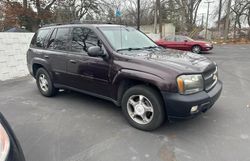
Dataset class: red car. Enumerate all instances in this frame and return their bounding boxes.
[156,35,213,54]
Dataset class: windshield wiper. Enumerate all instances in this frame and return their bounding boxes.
[117,47,142,51]
[117,46,160,52]
[142,46,159,49]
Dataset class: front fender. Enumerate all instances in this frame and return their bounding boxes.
[112,69,177,101]
[113,69,170,89]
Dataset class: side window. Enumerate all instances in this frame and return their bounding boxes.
[175,36,185,42]
[86,30,100,49]
[165,35,174,41]
[48,27,70,51]
[31,29,51,48]
[71,27,101,52]
[47,28,57,49]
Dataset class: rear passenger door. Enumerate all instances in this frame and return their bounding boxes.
[45,27,71,84]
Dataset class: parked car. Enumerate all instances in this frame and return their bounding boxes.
[156,35,213,53]
[0,113,25,161]
[27,24,222,131]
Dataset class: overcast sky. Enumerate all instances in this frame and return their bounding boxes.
[197,1,220,27]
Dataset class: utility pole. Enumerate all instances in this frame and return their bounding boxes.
[153,1,157,34]
[156,0,162,38]
[218,0,222,36]
[224,0,232,41]
[205,1,214,40]
[201,13,206,28]
[137,0,140,30]
[23,0,27,8]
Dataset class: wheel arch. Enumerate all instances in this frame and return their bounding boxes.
[191,44,202,53]
[31,58,53,79]
[112,69,167,107]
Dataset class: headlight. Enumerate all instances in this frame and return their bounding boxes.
[0,123,10,161]
[205,43,211,47]
[177,74,204,94]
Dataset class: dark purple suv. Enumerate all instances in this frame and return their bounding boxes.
[27,24,222,131]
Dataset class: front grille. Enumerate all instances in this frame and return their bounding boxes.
[203,66,218,91]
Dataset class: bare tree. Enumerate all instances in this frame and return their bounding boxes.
[174,0,202,32]
[122,0,154,25]
[56,0,100,21]
[231,0,250,36]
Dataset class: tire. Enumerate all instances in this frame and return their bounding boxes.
[121,85,165,131]
[192,45,201,54]
[36,68,56,97]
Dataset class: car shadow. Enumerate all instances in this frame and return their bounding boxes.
[151,108,220,141]
[55,89,121,110]
[201,51,214,55]
[57,89,218,132]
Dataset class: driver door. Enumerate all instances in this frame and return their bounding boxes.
[66,27,111,97]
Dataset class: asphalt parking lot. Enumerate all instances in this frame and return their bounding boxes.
[0,44,250,161]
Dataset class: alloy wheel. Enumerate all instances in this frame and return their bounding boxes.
[192,46,201,53]
[39,74,49,92]
[127,95,154,125]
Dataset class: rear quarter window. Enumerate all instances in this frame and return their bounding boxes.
[31,28,51,48]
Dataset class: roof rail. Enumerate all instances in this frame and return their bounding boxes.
[70,20,113,24]
[41,23,63,27]
[40,20,114,28]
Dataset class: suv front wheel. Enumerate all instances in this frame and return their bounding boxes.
[36,68,56,97]
[121,85,165,131]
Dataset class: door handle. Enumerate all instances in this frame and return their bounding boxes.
[70,60,77,64]
[44,55,49,59]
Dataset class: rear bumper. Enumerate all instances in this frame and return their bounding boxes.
[27,63,34,77]
[162,80,222,120]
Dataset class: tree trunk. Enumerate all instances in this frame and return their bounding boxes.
[248,8,250,40]
[237,18,241,38]
[23,0,27,9]
[157,0,162,38]
[233,19,236,39]
[224,0,232,41]
[218,0,222,33]
[154,1,157,34]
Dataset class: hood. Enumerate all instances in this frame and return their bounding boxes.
[118,48,215,74]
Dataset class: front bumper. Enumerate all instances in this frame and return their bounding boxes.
[202,45,213,51]
[162,80,222,120]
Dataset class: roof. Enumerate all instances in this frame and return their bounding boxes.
[41,24,122,29]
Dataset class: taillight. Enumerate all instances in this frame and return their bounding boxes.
[0,123,10,161]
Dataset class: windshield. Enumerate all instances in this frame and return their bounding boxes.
[99,26,157,51]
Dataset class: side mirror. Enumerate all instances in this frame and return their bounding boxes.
[184,40,188,42]
[87,46,105,57]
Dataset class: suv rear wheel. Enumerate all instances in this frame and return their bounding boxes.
[36,68,56,97]
[121,85,165,131]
